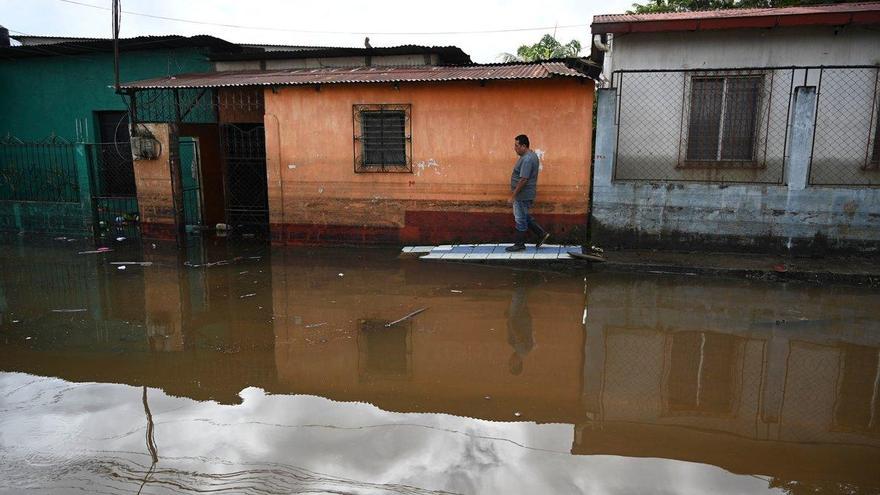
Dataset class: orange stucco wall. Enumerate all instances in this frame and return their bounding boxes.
[264,79,594,244]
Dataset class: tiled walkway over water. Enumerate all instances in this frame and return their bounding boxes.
[403,244,582,261]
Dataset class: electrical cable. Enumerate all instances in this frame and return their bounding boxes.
[56,0,589,36]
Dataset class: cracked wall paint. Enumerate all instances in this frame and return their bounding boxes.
[414,159,442,177]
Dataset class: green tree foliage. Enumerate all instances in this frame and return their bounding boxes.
[499,34,582,62]
[628,0,864,14]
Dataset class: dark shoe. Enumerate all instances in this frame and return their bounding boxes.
[535,232,550,249]
[505,231,527,252]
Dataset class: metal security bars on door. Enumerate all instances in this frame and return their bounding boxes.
[220,124,268,229]
[353,104,412,173]
[88,142,140,229]
[0,136,79,203]
[612,68,795,184]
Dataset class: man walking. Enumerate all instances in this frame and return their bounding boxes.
[506,134,549,252]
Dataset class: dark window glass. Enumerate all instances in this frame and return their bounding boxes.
[686,78,724,161]
[721,77,762,160]
[686,76,762,162]
[361,110,406,166]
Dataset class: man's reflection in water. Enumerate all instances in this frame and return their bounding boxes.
[506,276,534,376]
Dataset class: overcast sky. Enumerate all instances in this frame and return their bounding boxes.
[2,0,634,62]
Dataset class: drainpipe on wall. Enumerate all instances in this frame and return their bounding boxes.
[592,34,611,88]
[587,33,611,247]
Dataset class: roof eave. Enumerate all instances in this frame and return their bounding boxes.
[592,10,880,34]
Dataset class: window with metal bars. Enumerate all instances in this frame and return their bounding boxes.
[684,75,763,165]
[353,104,412,172]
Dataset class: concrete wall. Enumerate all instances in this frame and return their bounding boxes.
[609,26,880,71]
[131,124,177,238]
[593,79,880,253]
[264,79,594,245]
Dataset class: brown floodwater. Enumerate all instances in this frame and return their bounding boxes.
[1,235,879,494]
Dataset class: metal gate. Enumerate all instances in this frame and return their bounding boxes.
[179,137,203,228]
[220,123,268,230]
[93,112,139,233]
[90,142,139,232]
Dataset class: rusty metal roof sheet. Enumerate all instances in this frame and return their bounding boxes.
[593,2,880,33]
[0,35,242,59]
[120,59,597,90]
[211,45,473,65]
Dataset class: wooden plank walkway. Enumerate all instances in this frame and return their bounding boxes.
[402,244,582,261]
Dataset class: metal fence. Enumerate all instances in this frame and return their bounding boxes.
[86,142,140,227]
[0,137,80,202]
[610,65,880,187]
[810,66,880,186]
[612,68,795,184]
[132,87,264,124]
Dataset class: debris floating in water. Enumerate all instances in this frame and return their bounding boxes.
[110,262,152,266]
[117,266,126,270]
[385,307,428,328]
[305,322,328,329]
[239,293,256,299]
[514,412,522,417]
[338,273,344,277]
[78,247,112,255]
[450,289,463,293]
[51,309,87,313]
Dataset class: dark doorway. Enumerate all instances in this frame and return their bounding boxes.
[220,123,268,231]
[93,111,139,234]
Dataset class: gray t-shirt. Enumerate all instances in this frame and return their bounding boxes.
[510,150,539,201]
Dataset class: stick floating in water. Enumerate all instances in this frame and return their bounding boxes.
[385,307,428,328]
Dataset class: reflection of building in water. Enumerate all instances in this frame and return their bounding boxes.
[0,238,278,404]
[507,285,534,376]
[358,319,412,381]
[270,252,585,421]
[578,275,880,487]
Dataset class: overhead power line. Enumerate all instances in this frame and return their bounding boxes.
[56,0,589,36]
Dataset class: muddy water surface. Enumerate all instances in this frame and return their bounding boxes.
[1,236,879,494]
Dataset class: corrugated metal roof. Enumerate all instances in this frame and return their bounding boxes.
[121,60,597,90]
[593,2,880,33]
[0,35,242,59]
[210,45,473,65]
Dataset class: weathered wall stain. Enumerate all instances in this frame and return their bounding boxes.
[263,79,593,245]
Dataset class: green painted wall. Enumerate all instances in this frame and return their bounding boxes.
[0,45,217,234]
[0,46,214,141]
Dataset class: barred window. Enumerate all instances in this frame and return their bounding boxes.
[353,104,412,173]
[685,76,763,163]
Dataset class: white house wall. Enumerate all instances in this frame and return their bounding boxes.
[610,26,880,72]
[593,26,880,252]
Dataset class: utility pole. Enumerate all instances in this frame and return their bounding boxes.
[112,0,121,93]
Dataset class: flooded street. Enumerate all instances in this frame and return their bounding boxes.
[1,236,879,494]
